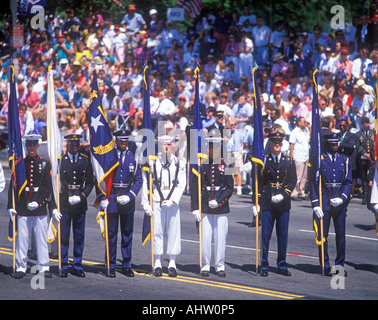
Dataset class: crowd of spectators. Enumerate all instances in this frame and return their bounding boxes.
[0,3,377,199]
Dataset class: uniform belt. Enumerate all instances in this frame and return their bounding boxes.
[270,182,283,189]
[206,186,220,191]
[25,187,39,192]
[325,182,341,188]
[113,182,130,188]
[67,185,81,190]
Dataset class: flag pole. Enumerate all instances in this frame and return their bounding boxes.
[198,155,202,269]
[254,165,259,275]
[103,208,110,276]
[149,156,155,270]
[11,158,16,276]
[56,174,62,274]
[319,179,325,275]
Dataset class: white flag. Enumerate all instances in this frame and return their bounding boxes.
[46,63,62,243]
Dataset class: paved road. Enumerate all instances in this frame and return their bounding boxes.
[0,165,377,305]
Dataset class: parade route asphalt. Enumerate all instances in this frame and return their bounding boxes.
[0,165,377,303]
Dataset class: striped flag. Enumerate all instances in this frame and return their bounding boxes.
[251,66,264,169]
[177,0,204,19]
[46,63,62,243]
[8,65,27,241]
[89,70,119,200]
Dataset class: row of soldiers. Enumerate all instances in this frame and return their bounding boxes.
[6,124,361,279]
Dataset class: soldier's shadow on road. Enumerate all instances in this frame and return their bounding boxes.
[344,261,378,274]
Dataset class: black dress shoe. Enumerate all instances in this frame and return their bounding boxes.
[260,269,268,277]
[278,268,291,276]
[200,270,209,277]
[153,267,162,277]
[168,267,177,277]
[40,271,52,278]
[217,270,226,277]
[123,267,135,277]
[13,271,26,279]
[109,269,116,278]
[60,269,68,277]
[73,269,85,277]
[322,268,332,277]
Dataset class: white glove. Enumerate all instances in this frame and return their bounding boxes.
[100,199,109,209]
[27,201,39,211]
[69,195,81,205]
[330,197,343,207]
[208,199,219,209]
[8,209,17,222]
[117,195,130,205]
[271,194,284,204]
[374,204,378,213]
[252,205,260,217]
[52,209,62,221]
[313,206,324,219]
[192,210,201,222]
[143,204,154,216]
[161,200,174,209]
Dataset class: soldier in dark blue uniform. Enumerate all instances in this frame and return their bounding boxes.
[356,117,374,205]
[57,134,94,277]
[309,133,353,276]
[7,134,53,279]
[252,131,297,277]
[97,129,142,277]
[190,130,234,277]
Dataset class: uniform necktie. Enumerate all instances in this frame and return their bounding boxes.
[332,154,336,164]
[275,156,279,164]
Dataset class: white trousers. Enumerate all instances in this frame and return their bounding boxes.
[371,166,378,204]
[16,215,49,273]
[201,214,228,272]
[153,202,181,257]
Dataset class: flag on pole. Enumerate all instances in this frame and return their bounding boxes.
[88,70,119,235]
[177,0,204,19]
[141,64,155,245]
[8,65,27,241]
[46,63,62,242]
[309,69,321,186]
[251,66,264,169]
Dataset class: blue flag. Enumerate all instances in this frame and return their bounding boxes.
[88,70,119,200]
[8,65,27,241]
[191,67,206,172]
[251,66,264,169]
[309,69,321,184]
[141,65,155,245]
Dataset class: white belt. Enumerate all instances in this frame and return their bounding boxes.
[25,187,39,192]
[206,186,220,191]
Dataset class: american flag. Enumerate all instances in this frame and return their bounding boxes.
[177,0,204,19]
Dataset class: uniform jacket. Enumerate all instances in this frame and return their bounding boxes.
[252,153,296,212]
[97,149,142,214]
[8,155,52,217]
[309,152,352,212]
[59,152,94,215]
[141,154,186,208]
[191,158,233,214]
[356,129,374,158]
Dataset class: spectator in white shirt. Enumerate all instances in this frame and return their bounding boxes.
[289,116,310,200]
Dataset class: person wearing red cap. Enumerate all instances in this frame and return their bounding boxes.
[121,4,146,33]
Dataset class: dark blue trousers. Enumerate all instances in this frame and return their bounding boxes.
[314,206,346,269]
[261,210,290,271]
[107,211,134,269]
[60,212,86,271]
